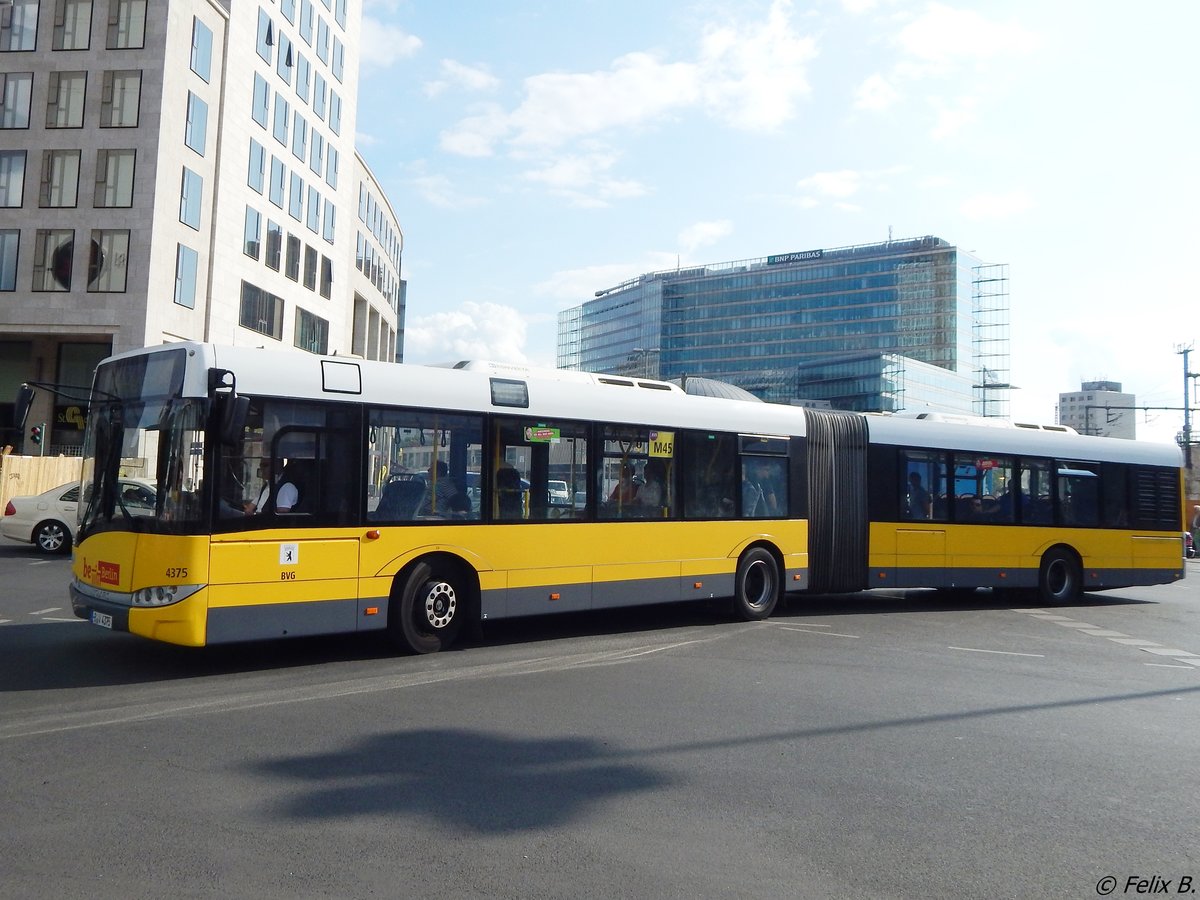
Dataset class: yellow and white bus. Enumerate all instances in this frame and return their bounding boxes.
[60,343,1184,653]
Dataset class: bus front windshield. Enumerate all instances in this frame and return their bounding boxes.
[78,349,210,540]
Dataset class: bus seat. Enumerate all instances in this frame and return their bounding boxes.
[374,478,425,520]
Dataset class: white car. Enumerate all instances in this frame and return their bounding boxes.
[547,480,571,506]
[1,479,155,554]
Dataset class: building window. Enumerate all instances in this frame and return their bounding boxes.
[276,33,293,85]
[1,0,39,51]
[46,70,87,127]
[0,230,19,291]
[252,73,269,127]
[281,0,296,24]
[1,72,33,128]
[334,0,346,29]
[294,308,328,354]
[306,185,320,233]
[316,16,329,63]
[39,149,80,207]
[285,233,300,281]
[256,8,273,63]
[329,92,341,135]
[332,36,344,81]
[248,139,265,193]
[0,150,26,207]
[94,148,135,207]
[299,0,313,44]
[87,228,129,292]
[174,244,198,308]
[239,280,283,340]
[272,94,289,145]
[269,155,285,207]
[179,167,202,229]
[291,112,308,162]
[184,91,208,154]
[190,16,212,81]
[288,172,303,220]
[53,0,93,50]
[325,146,338,188]
[33,229,74,292]
[309,131,323,175]
[303,244,317,290]
[107,0,146,50]
[265,219,282,270]
[295,55,310,103]
[319,255,332,298]
[322,200,334,243]
[312,73,326,120]
[244,206,262,259]
[100,69,140,127]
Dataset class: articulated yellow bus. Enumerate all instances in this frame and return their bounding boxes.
[59,343,1184,653]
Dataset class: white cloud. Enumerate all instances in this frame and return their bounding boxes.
[410,173,486,210]
[359,16,422,69]
[679,220,733,253]
[897,3,1040,69]
[797,169,864,198]
[424,60,500,98]
[440,0,815,159]
[522,152,649,208]
[696,0,817,131]
[855,73,899,111]
[959,189,1034,220]
[404,302,529,364]
[535,255,683,305]
[929,95,978,140]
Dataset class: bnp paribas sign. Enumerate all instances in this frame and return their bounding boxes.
[767,249,824,265]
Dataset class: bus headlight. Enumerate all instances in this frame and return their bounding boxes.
[130,584,203,607]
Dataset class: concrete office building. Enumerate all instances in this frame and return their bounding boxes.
[0,0,404,454]
[1058,380,1137,439]
[556,235,1010,416]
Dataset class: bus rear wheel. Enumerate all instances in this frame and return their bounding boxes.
[732,547,780,621]
[1038,549,1082,605]
[389,560,467,654]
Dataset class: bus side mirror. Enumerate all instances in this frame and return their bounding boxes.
[13,384,34,429]
[219,394,249,445]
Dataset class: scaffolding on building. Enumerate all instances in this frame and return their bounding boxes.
[972,263,1011,418]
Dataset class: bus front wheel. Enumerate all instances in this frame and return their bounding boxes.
[1038,549,1082,605]
[732,547,780,621]
[389,560,467,654]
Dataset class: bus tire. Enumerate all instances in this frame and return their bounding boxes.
[389,559,467,654]
[1038,548,1081,605]
[732,547,780,621]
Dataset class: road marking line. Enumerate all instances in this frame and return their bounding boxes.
[948,646,1045,658]
[1054,621,1099,629]
[1145,663,1197,669]
[39,617,83,623]
[0,618,11,625]
[778,626,860,638]
[785,622,832,628]
[1108,638,1162,646]
[1140,647,1198,657]
[1076,629,1128,638]
[29,607,61,616]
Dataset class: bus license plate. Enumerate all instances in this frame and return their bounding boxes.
[91,611,113,629]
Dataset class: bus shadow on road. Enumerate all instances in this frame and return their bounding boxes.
[247,727,672,834]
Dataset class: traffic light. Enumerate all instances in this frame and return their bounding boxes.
[29,423,43,446]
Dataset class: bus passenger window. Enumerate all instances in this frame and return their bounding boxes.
[900,451,946,521]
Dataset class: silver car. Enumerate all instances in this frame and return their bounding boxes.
[1,480,155,554]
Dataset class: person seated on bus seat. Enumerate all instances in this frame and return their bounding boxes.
[609,464,639,505]
[421,461,470,517]
[635,459,667,514]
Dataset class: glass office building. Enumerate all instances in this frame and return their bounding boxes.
[557,235,1009,416]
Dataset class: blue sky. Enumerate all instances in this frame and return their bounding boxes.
[354,0,1198,443]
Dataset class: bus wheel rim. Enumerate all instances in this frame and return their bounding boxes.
[423,581,457,629]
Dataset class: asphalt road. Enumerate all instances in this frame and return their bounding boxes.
[2,542,1198,899]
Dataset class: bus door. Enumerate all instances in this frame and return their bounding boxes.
[892,449,948,587]
[209,404,363,643]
